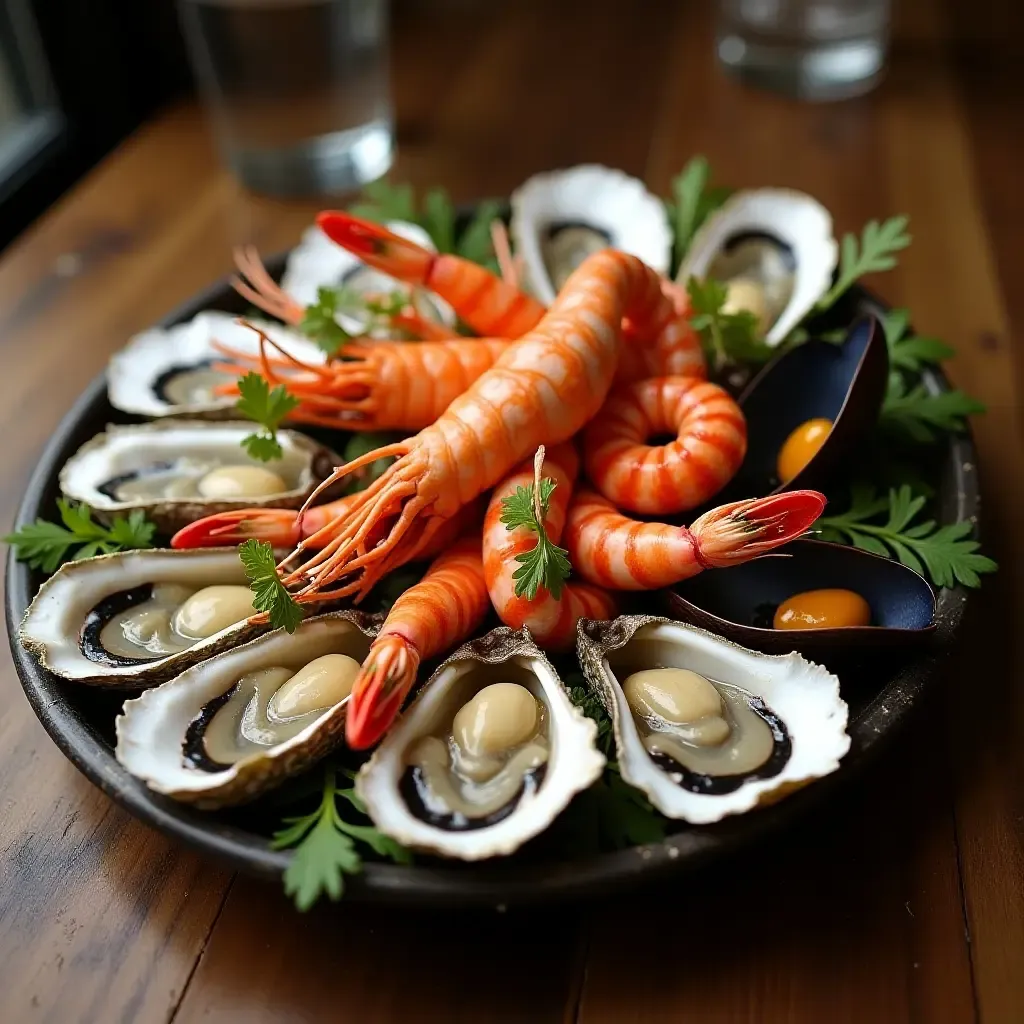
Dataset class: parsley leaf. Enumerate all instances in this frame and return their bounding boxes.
[235,371,300,463]
[271,766,410,911]
[4,500,156,573]
[817,216,912,312]
[568,684,614,757]
[880,374,987,443]
[817,484,996,588]
[349,179,417,224]
[457,199,503,271]
[880,308,955,372]
[685,276,773,371]
[665,156,733,269]
[499,449,572,601]
[298,286,352,355]
[238,538,303,632]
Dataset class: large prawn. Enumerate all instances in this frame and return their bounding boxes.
[279,248,694,603]
[483,443,617,651]
[345,536,490,749]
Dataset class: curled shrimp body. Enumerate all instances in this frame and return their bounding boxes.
[483,443,617,651]
[565,487,827,590]
[283,248,690,601]
[346,536,489,750]
[584,377,747,515]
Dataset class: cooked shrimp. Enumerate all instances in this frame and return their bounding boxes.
[483,443,617,651]
[214,332,509,432]
[346,536,490,749]
[280,248,691,602]
[584,377,747,514]
[564,487,826,590]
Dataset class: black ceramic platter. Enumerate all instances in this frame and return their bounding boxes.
[4,253,977,907]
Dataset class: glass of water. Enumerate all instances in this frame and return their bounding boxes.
[178,0,393,196]
[716,0,891,101]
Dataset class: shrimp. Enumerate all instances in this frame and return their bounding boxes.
[564,487,827,590]
[213,329,509,432]
[483,444,617,651]
[584,377,747,515]
[279,248,691,603]
[346,536,490,749]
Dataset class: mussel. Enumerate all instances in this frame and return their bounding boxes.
[577,615,850,823]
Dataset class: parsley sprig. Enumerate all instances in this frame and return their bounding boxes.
[238,538,303,633]
[271,766,410,910]
[817,484,996,588]
[298,286,353,355]
[499,447,572,600]
[880,308,954,371]
[686,276,773,371]
[4,500,156,573]
[817,216,911,313]
[235,371,300,462]
[665,156,732,270]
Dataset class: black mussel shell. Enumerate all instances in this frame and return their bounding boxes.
[663,539,936,656]
[727,316,888,498]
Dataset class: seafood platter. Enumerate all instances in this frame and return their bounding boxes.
[5,161,993,908]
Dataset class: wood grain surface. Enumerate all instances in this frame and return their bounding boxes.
[1,0,1021,1020]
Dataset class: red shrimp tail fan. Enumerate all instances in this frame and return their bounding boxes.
[346,636,421,749]
[690,490,827,568]
[171,509,301,549]
[317,212,434,284]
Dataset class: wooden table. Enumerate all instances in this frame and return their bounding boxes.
[1,1,1021,1020]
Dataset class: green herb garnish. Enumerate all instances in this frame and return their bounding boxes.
[880,308,955,372]
[235,371,300,462]
[665,156,732,270]
[817,483,996,588]
[817,216,912,313]
[298,286,353,356]
[238,537,303,632]
[271,766,410,910]
[881,374,986,443]
[685,276,773,370]
[499,447,572,601]
[4,500,156,573]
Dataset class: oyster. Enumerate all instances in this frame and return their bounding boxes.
[578,615,849,823]
[357,627,605,860]
[281,220,454,335]
[59,420,338,533]
[511,165,671,304]
[19,549,279,686]
[675,189,838,347]
[108,311,325,419]
[115,611,377,808]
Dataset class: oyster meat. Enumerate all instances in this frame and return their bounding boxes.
[281,220,454,335]
[59,420,337,532]
[511,165,672,304]
[116,612,377,807]
[358,627,605,860]
[578,615,849,823]
[675,188,838,347]
[108,311,325,419]
[19,549,281,686]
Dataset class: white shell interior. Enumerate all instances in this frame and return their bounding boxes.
[281,220,455,333]
[59,421,316,511]
[115,617,372,798]
[20,549,252,680]
[511,164,672,304]
[604,622,849,823]
[675,188,838,347]
[108,311,325,418]
[358,653,605,860]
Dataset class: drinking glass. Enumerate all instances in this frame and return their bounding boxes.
[716,0,891,101]
[178,0,393,196]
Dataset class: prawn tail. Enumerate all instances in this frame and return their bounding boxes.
[346,634,421,749]
[317,212,435,286]
[170,508,301,549]
[689,489,827,567]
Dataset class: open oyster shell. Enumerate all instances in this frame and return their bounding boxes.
[357,627,605,860]
[19,549,278,687]
[511,165,671,304]
[577,615,849,823]
[59,420,338,533]
[108,311,326,419]
[115,611,378,808]
[675,188,838,347]
[281,220,455,335]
